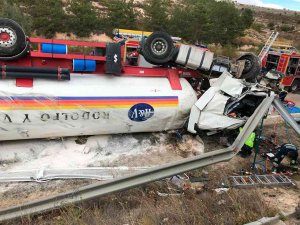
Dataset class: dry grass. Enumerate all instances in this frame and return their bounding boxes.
[235,36,262,47]
[208,44,238,59]
[7,169,278,225]
[18,188,276,225]
[5,123,295,225]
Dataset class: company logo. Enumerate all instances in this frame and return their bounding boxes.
[114,54,118,63]
[128,103,154,122]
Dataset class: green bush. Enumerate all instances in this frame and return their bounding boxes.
[279,25,295,32]
[267,22,275,30]
[251,23,265,32]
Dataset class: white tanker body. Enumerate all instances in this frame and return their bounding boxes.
[0,18,262,141]
[0,74,197,141]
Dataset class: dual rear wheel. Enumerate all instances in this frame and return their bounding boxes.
[0,18,27,59]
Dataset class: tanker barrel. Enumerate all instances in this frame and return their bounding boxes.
[3,72,70,80]
[2,65,70,75]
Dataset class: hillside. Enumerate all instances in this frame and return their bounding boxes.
[237,3,300,49]
[1,0,300,56]
[0,0,253,46]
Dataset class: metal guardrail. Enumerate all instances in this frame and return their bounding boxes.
[0,148,236,222]
[0,167,148,183]
[1,94,299,223]
[273,98,300,135]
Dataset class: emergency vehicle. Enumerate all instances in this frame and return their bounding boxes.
[262,47,300,92]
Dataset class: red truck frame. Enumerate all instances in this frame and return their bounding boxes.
[0,37,200,91]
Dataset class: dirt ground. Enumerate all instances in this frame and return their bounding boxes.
[287,92,300,104]
[0,132,206,209]
[0,93,299,225]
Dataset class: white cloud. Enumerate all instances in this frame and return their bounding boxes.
[236,0,283,9]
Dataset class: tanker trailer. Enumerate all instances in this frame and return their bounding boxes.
[0,75,197,140]
[0,18,261,141]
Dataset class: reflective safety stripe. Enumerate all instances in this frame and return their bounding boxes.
[239,127,256,148]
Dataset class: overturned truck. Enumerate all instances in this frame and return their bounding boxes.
[0,18,264,141]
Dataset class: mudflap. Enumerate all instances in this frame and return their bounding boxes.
[105,43,122,75]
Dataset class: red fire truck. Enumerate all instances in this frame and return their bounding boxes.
[262,50,300,91]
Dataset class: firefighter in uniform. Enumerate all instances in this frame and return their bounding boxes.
[272,143,298,173]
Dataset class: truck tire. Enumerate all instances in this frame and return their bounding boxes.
[0,18,27,57]
[141,31,176,65]
[237,53,261,81]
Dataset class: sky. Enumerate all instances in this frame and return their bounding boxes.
[236,0,300,11]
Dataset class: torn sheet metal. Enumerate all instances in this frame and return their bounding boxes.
[0,75,197,141]
[210,71,231,87]
[194,87,218,110]
[210,71,244,97]
[197,112,245,130]
[219,75,244,97]
[188,72,271,133]
[0,167,148,182]
[201,92,229,114]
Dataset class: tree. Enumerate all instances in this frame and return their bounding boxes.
[241,8,254,29]
[170,0,211,42]
[102,0,138,34]
[168,3,194,41]
[205,1,245,44]
[0,0,32,34]
[143,0,171,31]
[66,0,99,37]
[168,0,246,45]
[25,0,68,38]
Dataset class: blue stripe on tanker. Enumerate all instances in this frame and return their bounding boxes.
[0,96,179,100]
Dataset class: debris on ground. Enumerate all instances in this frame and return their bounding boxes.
[214,188,230,194]
[0,132,205,208]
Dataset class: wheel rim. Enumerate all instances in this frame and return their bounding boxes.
[0,27,17,48]
[151,38,168,56]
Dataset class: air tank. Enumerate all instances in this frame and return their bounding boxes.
[0,74,197,141]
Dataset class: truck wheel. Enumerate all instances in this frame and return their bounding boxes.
[237,53,261,81]
[0,18,27,57]
[141,31,176,65]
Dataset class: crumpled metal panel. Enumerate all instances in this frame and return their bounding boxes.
[0,167,148,183]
